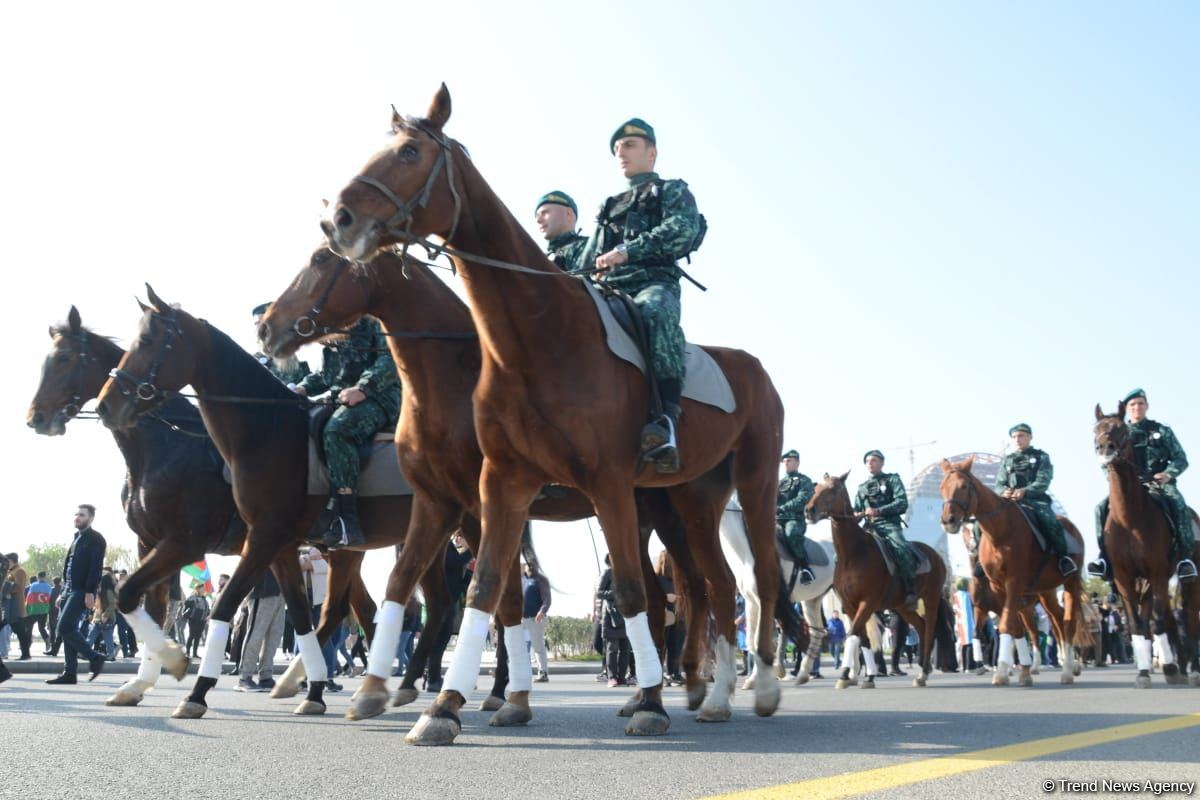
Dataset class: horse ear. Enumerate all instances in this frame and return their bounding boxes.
[390,105,406,134]
[1094,403,1105,421]
[940,458,951,473]
[136,297,150,313]
[822,472,830,481]
[425,83,452,130]
[321,197,330,209]
[838,470,851,483]
[1117,399,1127,419]
[961,455,975,472]
[145,283,168,312]
[67,305,82,333]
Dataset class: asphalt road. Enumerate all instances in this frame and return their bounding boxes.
[1,662,1196,800]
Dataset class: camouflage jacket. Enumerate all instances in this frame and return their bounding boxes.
[1130,419,1188,481]
[777,471,815,521]
[853,473,909,524]
[546,231,589,272]
[995,447,1053,502]
[578,172,701,289]
[298,317,400,422]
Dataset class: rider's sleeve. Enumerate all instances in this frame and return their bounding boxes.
[355,327,400,400]
[623,180,700,264]
[993,460,1010,493]
[1027,452,1053,496]
[852,487,865,514]
[878,475,908,516]
[298,362,329,397]
[778,475,815,518]
[1162,426,1188,479]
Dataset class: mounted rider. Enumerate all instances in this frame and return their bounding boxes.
[576,118,705,474]
[994,423,1077,577]
[252,302,310,387]
[854,450,918,609]
[294,316,400,549]
[1088,388,1196,581]
[778,449,816,587]
[535,191,589,271]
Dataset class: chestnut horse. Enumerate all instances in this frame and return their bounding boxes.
[806,473,949,688]
[95,287,438,718]
[961,537,1043,676]
[259,245,752,724]
[1094,403,1200,687]
[939,457,1084,687]
[321,85,783,743]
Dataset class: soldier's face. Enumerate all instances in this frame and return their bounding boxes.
[1011,431,1031,450]
[1127,398,1148,422]
[865,456,884,475]
[535,204,575,240]
[783,457,799,473]
[614,137,656,178]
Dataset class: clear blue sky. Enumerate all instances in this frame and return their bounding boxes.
[4,2,1197,615]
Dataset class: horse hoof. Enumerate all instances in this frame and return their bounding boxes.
[1189,673,1200,687]
[696,703,732,723]
[859,678,875,690]
[171,700,207,719]
[392,687,420,707]
[106,689,143,707]
[1135,674,1152,689]
[270,681,300,700]
[160,645,189,682]
[488,702,532,727]
[793,674,810,687]
[912,675,927,688]
[835,678,857,690]
[1072,663,1081,677]
[992,674,1010,686]
[293,699,326,716]
[404,713,460,746]
[1060,673,1074,685]
[344,690,390,721]
[685,682,707,711]
[1164,671,1187,686]
[617,696,640,718]
[478,695,505,712]
[1018,673,1033,687]
[625,710,670,736]
[773,664,786,680]
[741,676,756,691]
[1031,666,1041,675]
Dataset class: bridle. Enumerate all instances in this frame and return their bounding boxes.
[942,476,977,524]
[1094,417,1129,465]
[107,308,185,409]
[54,329,94,424]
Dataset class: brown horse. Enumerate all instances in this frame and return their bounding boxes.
[1094,403,1200,687]
[320,85,783,743]
[939,457,1084,686]
[259,245,752,724]
[94,287,444,718]
[961,537,1044,676]
[806,473,948,688]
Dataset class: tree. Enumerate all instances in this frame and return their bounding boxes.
[544,616,597,658]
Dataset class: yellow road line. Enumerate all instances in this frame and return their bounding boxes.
[706,713,1200,800]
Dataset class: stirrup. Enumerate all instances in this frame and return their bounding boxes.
[1177,559,1198,581]
[323,516,363,550]
[639,415,679,474]
[798,568,815,586]
[1085,558,1107,579]
[1058,556,1078,577]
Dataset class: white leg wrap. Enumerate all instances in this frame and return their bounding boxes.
[443,607,491,696]
[297,631,328,683]
[843,635,861,675]
[281,656,306,685]
[863,648,878,677]
[127,607,166,654]
[366,600,405,679]
[998,633,1015,667]
[198,620,231,679]
[971,638,983,663]
[1015,637,1032,667]
[135,652,160,686]
[1132,635,1153,671]
[504,625,532,693]
[1154,633,1175,665]
[624,612,664,688]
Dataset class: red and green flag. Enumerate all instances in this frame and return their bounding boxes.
[182,560,213,594]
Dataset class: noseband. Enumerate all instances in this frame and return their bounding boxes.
[942,476,977,523]
[108,309,184,410]
[293,259,350,338]
[57,329,92,422]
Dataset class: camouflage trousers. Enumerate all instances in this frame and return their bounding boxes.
[1019,500,1068,556]
[324,400,389,491]
[630,282,686,386]
[871,520,917,589]
[779,519,810,568]
[1095,482,1195,555]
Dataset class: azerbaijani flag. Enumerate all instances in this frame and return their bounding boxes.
[182,560,213,594]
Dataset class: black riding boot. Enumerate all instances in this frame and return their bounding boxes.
[325,492,365,549]
[641,381,682,474]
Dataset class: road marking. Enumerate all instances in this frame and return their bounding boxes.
[706,713,1200,800]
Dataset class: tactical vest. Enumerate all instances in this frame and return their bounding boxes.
[777,474,806,515]
[863,476,894,509]
[548,232,586,271]
[597,178,707,272]
[1130,420,1170,479]
[1001,448,1046,491]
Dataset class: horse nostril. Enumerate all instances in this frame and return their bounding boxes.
[334,207,354,230]
[29,411,44,427]
[257,321,271,345]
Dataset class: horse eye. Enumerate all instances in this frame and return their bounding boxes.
[314,252,328,266]
[55,354,71,364]
[398,144,418,161]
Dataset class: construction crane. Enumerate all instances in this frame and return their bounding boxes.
[881,438,939,481]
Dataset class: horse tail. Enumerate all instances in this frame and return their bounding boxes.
[1072,616,1096,649]
[520,521,551,587]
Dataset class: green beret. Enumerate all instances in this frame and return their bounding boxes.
[781,449,799,461]
[610,118,656,154]
[251,302,271,317]
[1008,423,1032,437]
[863,449,885,463]
[534,190,577,219]
[1122,387,1147,404]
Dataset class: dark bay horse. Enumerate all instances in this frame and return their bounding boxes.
[95,288,429,718]
[1094,404,1200,687]
[806,473,948,688]
[259,245,754,724]
[939,457,1086,686]
[321,86,784,743]
[28,307,445,712]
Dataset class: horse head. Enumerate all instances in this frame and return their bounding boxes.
[97,285,201,432]
[28,306,115,436]
[1093,402,1131,467]
[938,455,977,533]
[323,85,460,263]
[806,471,853,524]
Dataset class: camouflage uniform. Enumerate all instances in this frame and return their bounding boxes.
[547,231,588,272]
[255,353,310,386]
[1095,418,1193,557]
[778,470,816,567]
[995,447,1070,557]
[298,317,400,492]
[853,472,917,600]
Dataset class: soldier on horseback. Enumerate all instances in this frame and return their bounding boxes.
[294,317,400,549]
[1088,388,1197,581]
[577,118,705,474]
[252,302,310,387]
[535,191,588,270]
[995,423,1077,577]
[778,449,816,586]
[854,450,918,609]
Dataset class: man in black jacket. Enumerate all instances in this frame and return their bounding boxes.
[46,504,107,684]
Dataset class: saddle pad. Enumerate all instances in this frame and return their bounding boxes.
[1015,506,1083,557]
[872,533,931,576]
[584,282,736,413]
[774,532,830,568]
[222,442,414,498]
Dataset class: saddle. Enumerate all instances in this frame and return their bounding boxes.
[584,281,736,413]
[868,531,931,577]
[1013,505,1083,557]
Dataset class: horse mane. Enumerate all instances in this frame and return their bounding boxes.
[200,319,306,427]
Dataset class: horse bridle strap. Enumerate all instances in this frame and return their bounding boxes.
[59,329,91,421]
[108,309,183,405]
